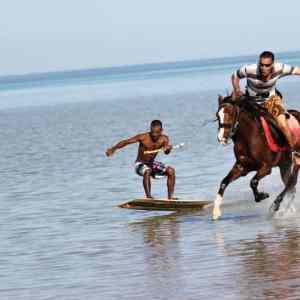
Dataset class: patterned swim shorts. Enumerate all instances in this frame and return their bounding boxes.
[135,161,167,179]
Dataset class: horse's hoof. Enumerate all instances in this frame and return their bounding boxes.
[212,207,221,221]
[212,215,221,221]
[270,200,280,213]
[255,192,269,203]
[212,212,221,221]
[288,188,296,196]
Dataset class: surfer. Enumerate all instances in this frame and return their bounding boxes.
[105,120,176,199]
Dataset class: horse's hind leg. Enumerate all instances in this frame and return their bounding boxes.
[213,162,246,220]
[250,164,272,202]
[272,158,300,212]
[279,155,292,186]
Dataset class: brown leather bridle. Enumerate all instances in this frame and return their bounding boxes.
[217,102,240,140]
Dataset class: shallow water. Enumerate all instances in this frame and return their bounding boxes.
[2,56,300,299]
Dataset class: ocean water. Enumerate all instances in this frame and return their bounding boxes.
[2,52,300,299]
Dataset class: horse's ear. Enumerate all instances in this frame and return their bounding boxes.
[218,95,224,106]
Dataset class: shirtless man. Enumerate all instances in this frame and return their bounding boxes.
[105,120,176,199]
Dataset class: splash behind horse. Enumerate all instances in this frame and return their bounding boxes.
[213,95,295,220]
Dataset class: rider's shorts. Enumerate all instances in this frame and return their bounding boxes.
[135,161,167,179]
[262,95,286,118]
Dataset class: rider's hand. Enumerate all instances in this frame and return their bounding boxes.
[232,89,243,100]
[105,147,115,157]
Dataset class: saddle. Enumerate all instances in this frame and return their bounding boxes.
[240,100,288,150]
[262,112,287,147]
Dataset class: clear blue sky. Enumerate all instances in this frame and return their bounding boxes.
[1,0,299,75]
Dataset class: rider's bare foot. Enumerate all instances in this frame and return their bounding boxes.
[292,151,300,158]
[168,196,178,200]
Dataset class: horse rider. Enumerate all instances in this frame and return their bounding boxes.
[231,51,300,151]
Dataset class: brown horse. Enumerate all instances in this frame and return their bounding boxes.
[213,95,294,220]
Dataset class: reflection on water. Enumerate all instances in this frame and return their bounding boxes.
[2,76,300,299]
[129,213,184,299]
[226,224,300,300]
[126,210,300,300]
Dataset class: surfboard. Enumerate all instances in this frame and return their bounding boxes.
[118,198,213,211]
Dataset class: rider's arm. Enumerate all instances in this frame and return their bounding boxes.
[281,64,300,76]
[232,65,247,99]
[292,67,300,75]
[231,74,242,98]
[106,134,142,157]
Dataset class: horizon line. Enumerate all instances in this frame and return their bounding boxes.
[1,49,300,83]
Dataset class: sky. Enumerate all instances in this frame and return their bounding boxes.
[1,0,300,75]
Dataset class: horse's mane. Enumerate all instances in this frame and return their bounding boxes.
[221,95,268,119]
[222,95,235,104]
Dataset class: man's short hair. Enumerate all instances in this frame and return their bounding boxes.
[151,120,163,128]
[259,51,275,62]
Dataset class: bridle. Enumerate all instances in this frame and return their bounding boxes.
[217,102,240,139]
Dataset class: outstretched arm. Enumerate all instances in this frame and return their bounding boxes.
[293,67,300,75]
[106,134,142,157]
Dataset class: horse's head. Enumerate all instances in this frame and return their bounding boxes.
[216,95,239,145]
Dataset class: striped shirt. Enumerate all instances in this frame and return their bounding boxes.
[234,62,296,98]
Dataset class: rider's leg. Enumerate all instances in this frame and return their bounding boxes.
[263,95,293,149]
[275,113,294,149]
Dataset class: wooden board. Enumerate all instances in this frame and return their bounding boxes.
[118,198,213,211]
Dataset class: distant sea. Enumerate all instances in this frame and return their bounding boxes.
[2,51,300,300]
[1,51,300,110]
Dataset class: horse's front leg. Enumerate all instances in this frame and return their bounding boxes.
[250,164,271,203]
[271,162,300,212]
[213,162,245,220]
